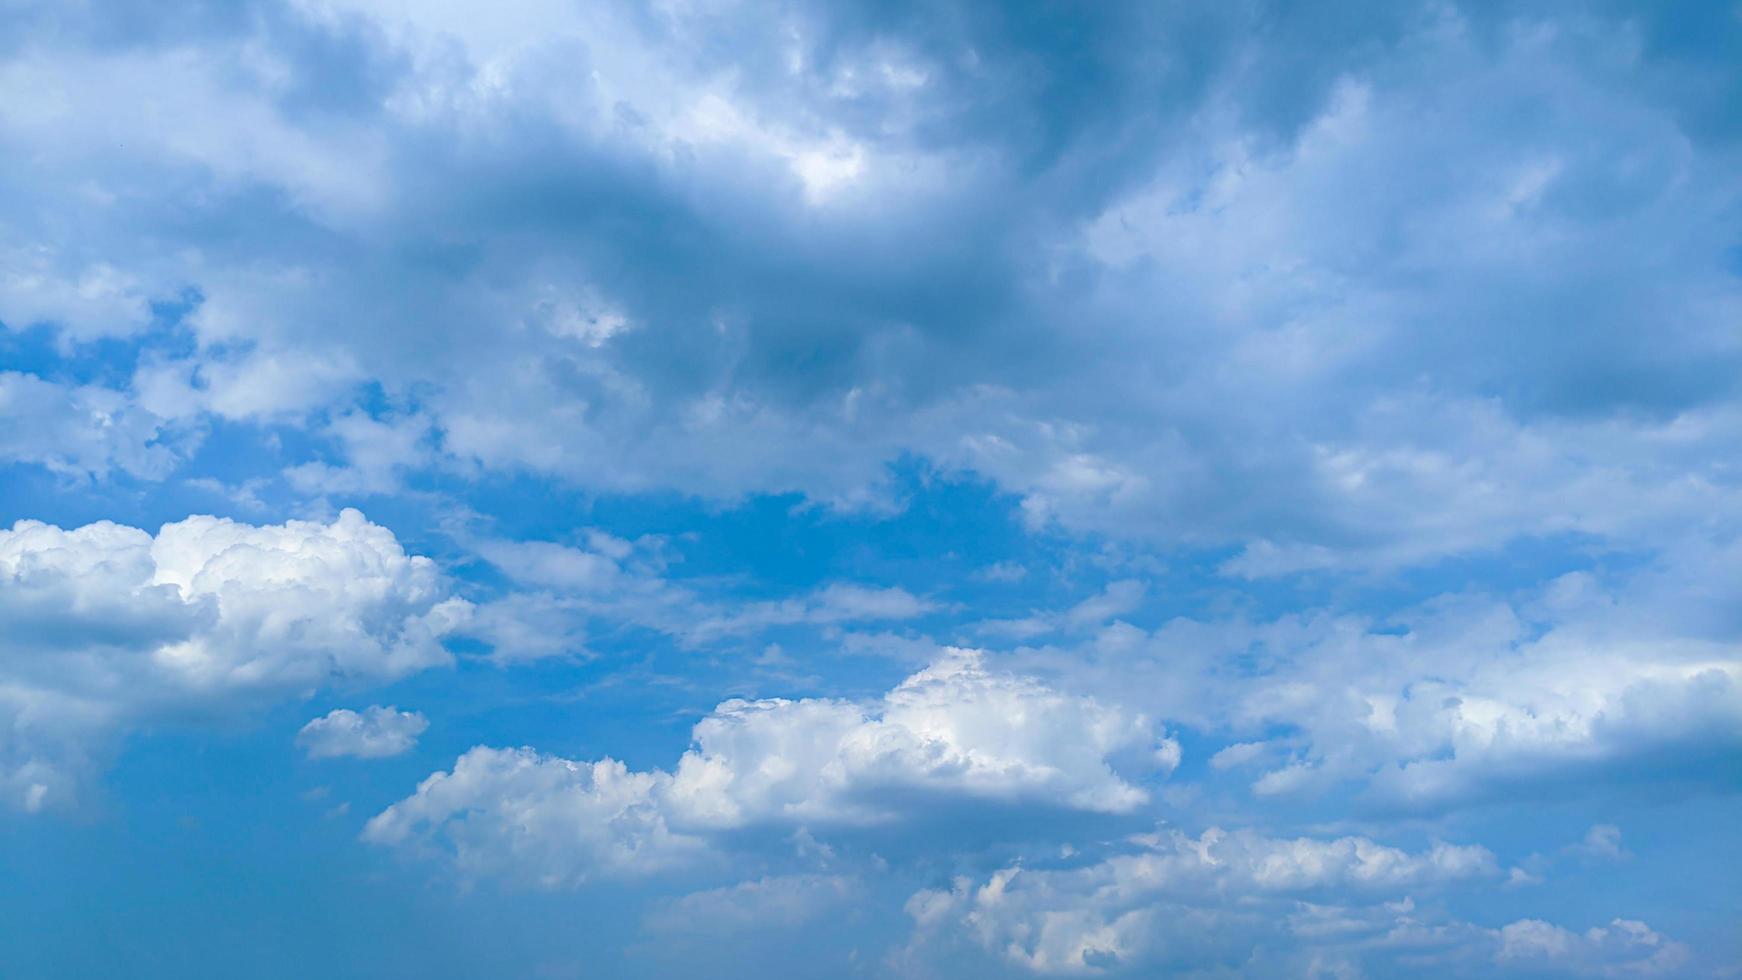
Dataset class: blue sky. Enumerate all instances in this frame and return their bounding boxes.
[1,1,1739,976]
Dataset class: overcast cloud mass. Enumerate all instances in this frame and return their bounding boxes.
[1,0,1739,976]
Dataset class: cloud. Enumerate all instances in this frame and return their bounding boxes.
[297,705,428,759]
[681,582,937,643]
[461,592,593,666]
[1497,918,1689,976]
[1566,824,1628,862]
[479,538,634,594]
[0,245,159,341]
[0,371,186,480]
[361,747,703,887]
[908,829,1688,976]
[666,650,1170,826]
[1208,741,1270,771]
[367,650,1176,881]
[1002,555,1742,812]
[0,507,468,810]
[2,1,1735,579]
[978,580,1147,640]
[906,827,1501,975]
[283,410,434,496]
[465,534,936,660]
[0,2,1735,972]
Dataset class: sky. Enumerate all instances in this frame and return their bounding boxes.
[0,0,1739,976]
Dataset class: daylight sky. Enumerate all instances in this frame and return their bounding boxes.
[1,1,1739,977]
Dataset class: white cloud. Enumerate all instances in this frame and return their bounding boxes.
[141,508,468,688]
[461,592,592,665]
[1004,557,1742,811]
[667,650,1168,826]
[284,410,434,496]
[907,827,1501,975]
[906,828,1684,976]
[478,538,633,594]
[683,583,937,643]
[0,245,157,340]
[808,583,936,622]
[1263,634,1742,809]
[466,534,936,660]
[0,45,390,226]
[137,345,363,424]
[361,747,703,887]
[980,580,1148,640]
[0,371,185,480]
[1498,918,1689,976]
[1208,740,1271,771]
[0,508,468,810]
[297,705,429,759]
[0,4,1733,970]
[367,650,1177,880]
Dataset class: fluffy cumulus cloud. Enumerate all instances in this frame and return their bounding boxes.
[668,650,1173,825]
[1001,554,1742,811]
[297,705,428,759]
[362,747,702,885]
[0,508,467,809]
[366,650,1176,882]
[1232,620,1742,810]
[906,829,1686,976]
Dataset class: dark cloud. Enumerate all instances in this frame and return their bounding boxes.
[2,0,1736,564]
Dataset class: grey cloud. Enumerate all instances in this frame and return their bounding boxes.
[1,0,1737,576]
